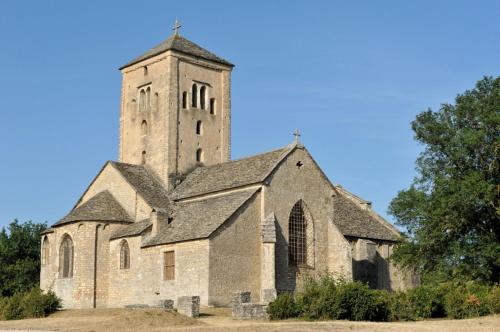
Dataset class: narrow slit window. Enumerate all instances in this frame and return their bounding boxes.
[182,91,187,109]
[141,120,148,135]
[41,236,49,266]
[120,240,130,269]
[200,86,206,110]
[196,121,202,135]
[196,148,203,163]
[141,150,146,165]
[210,98,215,115]
[192,84,198,108]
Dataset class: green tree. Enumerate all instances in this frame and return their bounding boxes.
[0,220,47,296]
[389,76,500,283]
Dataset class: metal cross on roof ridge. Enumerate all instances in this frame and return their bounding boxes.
[172,19,181,36]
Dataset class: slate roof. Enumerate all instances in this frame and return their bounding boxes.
[120,34,233,69]
[54,190,133,226]
[170,146,293,200]
[143,189,258,247]
[110,219,152,240]
[110,161,171,210]
[333,190,400,242]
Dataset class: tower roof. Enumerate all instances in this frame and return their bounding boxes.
[119,34,234,70]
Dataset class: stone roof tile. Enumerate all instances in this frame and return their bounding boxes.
[143,189,258,247]
[120,34,233,69]
[110,219,152,240]
[333,190,400,242]
[171,146,293,200]
[54,190,133,226]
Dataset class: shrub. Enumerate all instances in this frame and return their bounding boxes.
[333,281,389,321]
[267,292,299,320]
[443,283,491,319]
[485,284,500,314]
[0,289,60,320]
[406,284,446,319]
[388,291,416,321]
[296,274,338,320]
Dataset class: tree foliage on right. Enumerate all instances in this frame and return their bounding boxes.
[389,76,500,284]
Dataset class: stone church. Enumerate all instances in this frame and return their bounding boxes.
[40,26,414,309]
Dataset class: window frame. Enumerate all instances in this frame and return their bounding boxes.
[163,251,175,281]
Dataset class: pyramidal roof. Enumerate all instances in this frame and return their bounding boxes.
[120,33,233,69]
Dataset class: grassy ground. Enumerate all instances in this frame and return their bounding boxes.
[0,307,497,332]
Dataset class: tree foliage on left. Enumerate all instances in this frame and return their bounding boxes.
[0,220,47,297]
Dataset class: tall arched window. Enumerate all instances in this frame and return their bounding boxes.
[141,120,148,136]
[192,84,198,108]
[288,200,314,267]
[196,148,203,163]
[200,86,206,110]
[139,89,145,111]
[141,151,146,165]
[182,91,187,109]
[41,236,49,266]
[120,240,130,269]
[59,235,74,278]
[196,121,203,135]
[146,87,151,111]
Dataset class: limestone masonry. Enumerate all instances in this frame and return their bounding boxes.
[40,27,417,309]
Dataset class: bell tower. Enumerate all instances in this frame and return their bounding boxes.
[118,22,234,190]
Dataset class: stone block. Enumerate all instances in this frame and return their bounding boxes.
[261,288,277,304]
[177,296,200,317]
[160,299,174,310]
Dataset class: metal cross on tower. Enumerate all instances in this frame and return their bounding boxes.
[172,19,181,36]
[293,129,301,144]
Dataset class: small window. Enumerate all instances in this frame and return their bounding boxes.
[120,240,130,269]
[192,84,198,108]
[141,151,146,165]
[200,86,206,110]
[41,236,49,266]
[59,234,74,278]
[144,66,148,76]
[163,251,175,280]
[210,98,216,115]
[196,148,203,163]
[182,91,187,109]
[154,93,159,111]
[146,87,151,111]
[196,121,202,135]
[141,120,148,136]
[139,89,145,111]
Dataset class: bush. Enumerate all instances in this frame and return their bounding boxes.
[0,289,60,320]
[388,291,416,321]
[406,284,446,319]
[485,284,500,314]
[443,283,491,319]
[267,292,299,320]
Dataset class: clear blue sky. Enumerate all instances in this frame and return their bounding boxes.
[1,1,499,229]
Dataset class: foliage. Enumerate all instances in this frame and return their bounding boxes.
[0,220,47,297]
[267,275,499,322]
[267,292,299,320]
[0,288,60,320]
[388,76,500,283]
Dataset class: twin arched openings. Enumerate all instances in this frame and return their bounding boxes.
[184,84,215,114]
[59,234,74,278]
[288,200,314,268]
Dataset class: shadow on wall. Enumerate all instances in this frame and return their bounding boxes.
[275,221,297,293]
[352,250,390,290]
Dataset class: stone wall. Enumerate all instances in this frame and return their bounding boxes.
[208,192,262,306]
[231,291,268,320]
[264,147,352,292]
[107,238,210,307]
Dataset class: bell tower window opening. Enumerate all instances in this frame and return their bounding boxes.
[146,87,151,111]
[182,91,187,109]
[210,98,215,115]
[196,148,203,163]
[196,121,203,135]
[192,84,198,108]
[200,86,206,110]
[141,151,147,165]
[139,89,146,111]
[141,120,148,136]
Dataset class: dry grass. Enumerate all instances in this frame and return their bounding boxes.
[0,308,497,332]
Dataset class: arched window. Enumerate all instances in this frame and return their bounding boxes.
[59,235,74,278]
[196,121,202,135]
[288,200,314,267]
[192,84,198,108]
[143,66,148,76]
[141,120,148,136]
[146,87,151,111]
[200,86,206,110]
[196,148,203,163]
[120,240,130,269]
[141,151,146,165]
[182,91,187,109]
[154,93,159,111]
[139,89,145,111]
[210,98,216,115]
[41,236,49,266]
